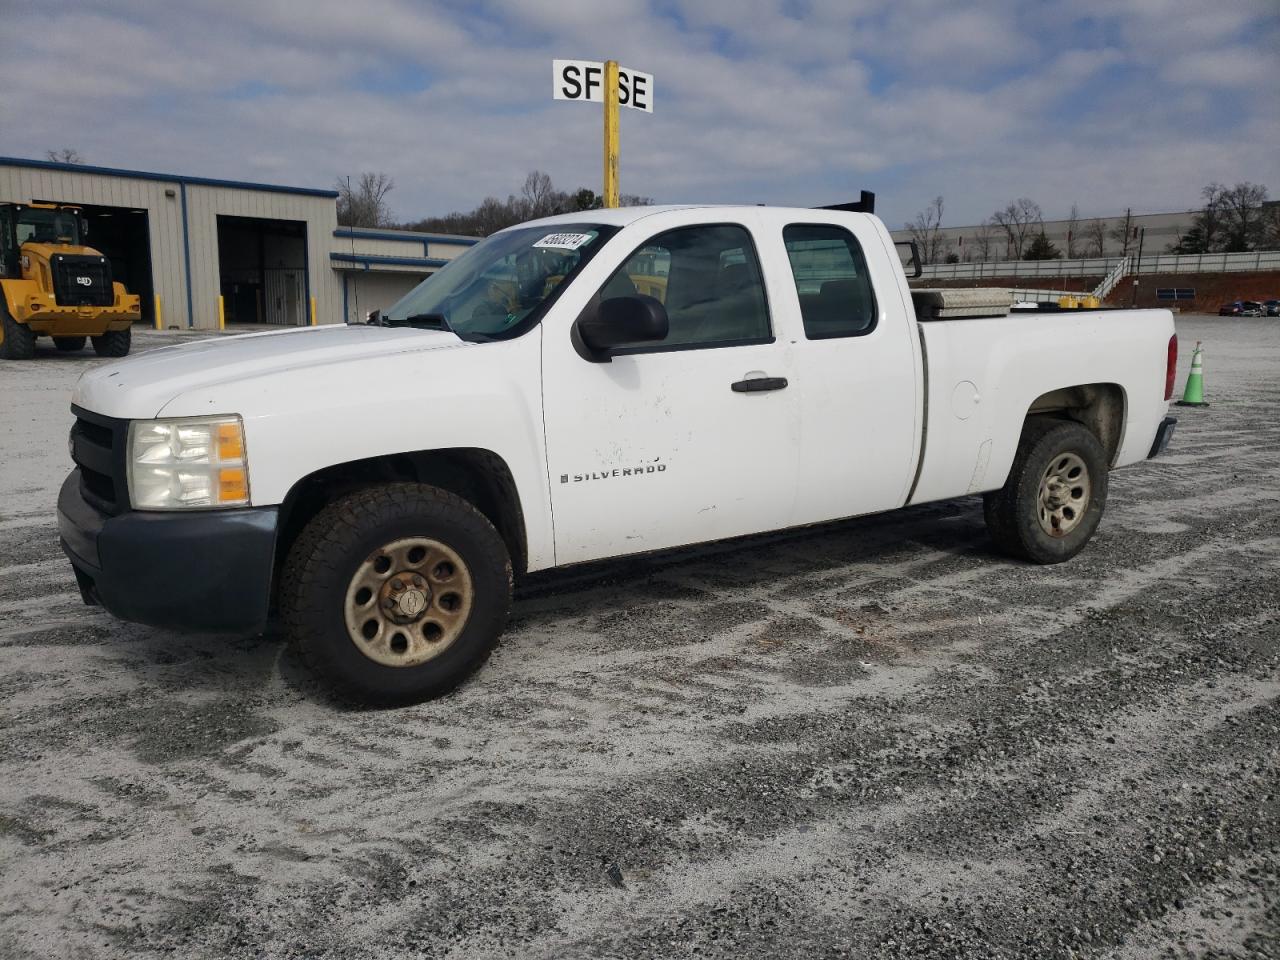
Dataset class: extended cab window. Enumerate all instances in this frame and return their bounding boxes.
[605,224,772,351]
[783,224,877,339]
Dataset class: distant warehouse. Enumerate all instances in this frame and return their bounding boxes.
[0,156,476,331]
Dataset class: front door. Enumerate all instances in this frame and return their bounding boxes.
[542,219,800,565]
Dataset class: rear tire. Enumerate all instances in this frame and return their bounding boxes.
[280,483,513,706]
[91,327,131,357]
[54,336,87,352]
[0,303,36,360]
[984,419,1108,564]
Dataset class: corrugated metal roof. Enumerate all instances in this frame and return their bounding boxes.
[0,155,339,198]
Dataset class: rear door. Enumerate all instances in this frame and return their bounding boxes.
[759,212,920,525]
[541,215,801,564]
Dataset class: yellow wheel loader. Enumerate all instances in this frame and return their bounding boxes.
[0,202,140,360]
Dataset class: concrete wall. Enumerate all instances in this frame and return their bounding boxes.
[1104,271,1280,312]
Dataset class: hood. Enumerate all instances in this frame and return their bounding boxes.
[22,241,101,264]
[73,323,464,419]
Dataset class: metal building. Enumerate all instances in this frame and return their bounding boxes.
[331,226,478,324]
[0,156,477,331]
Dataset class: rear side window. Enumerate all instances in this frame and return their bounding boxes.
[782,224,877,339]
[603,224,772,352]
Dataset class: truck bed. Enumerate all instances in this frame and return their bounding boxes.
[908,304,1176,506]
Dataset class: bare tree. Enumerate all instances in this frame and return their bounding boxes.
[970,222,996,262]
[1263,202,1280,250]
[518,170,562,220]
[472,196,520,236]
[1065,202,1080,259]
[45,148,85,164]
[1085,218,1107,257]
[905,196,945,266]
[1108,208,1137,257]
[1194,183,1230,252]
[990,198,1043,259]
[337,172,395,227]
[1217,181,1269,251]
[402,171,659,237]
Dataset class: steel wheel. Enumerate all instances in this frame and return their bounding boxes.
[1037,452,1090,537]
[342,536,474,667]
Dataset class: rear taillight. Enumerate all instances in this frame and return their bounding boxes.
[1165,333,1178,400]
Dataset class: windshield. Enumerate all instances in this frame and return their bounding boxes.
[16,208,81,246]
[382,223,616,341]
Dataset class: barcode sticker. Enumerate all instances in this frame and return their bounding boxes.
[532,232,593,250]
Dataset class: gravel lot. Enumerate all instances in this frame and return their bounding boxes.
[1,315,1277,959]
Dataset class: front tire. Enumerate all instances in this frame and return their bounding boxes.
[0,303,36,360]
[984,419,1108,564]
[91,327,131,357]
[281,483,513,705]
[54,336,87,352]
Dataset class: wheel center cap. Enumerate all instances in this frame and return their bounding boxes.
[397,589,427,618]
[1045,480,1066,508]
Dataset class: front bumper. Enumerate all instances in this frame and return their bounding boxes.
[57,470,278,635]
[26,314,137,335]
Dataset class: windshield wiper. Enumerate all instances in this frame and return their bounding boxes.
[387,312,453,333]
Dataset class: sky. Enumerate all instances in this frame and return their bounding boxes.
[2,0,1278,229]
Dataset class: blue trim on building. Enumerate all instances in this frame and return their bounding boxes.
[179,182,194,328]
[332,227,480,247]
[342,273,349,323]
[0,155,339,198]
[330,252,449,269]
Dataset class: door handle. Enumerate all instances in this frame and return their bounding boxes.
[731,376,788,393]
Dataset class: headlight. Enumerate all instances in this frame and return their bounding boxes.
[127,415,249,510]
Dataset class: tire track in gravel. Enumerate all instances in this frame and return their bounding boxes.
[55,550,1272,960]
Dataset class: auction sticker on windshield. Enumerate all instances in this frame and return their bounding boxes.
[533,233,594,250]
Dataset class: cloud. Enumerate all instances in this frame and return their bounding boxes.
[2,0,1276,228]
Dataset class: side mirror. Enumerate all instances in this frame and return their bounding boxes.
[576,294,668,360]
[80,218,90,238]
[366,308,382,326]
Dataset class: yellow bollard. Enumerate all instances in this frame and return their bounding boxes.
[310,296,317,326]
[217,295,226,331]
[154,294,163,331]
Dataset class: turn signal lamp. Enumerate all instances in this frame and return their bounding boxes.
[127,415,250,510]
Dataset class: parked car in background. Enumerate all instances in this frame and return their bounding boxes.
[1219,301,1265,316]
[1263,299,1280,317]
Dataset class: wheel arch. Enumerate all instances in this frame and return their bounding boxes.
[273,447,529,593]
[1024,381,1127,465]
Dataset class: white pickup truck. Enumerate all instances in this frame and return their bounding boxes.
[59,203,1178,703]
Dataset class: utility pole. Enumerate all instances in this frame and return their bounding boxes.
[553,58,652,207]
[1132,226,1145,307]
[603,60,620,208]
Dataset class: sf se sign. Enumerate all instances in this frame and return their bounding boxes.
[552,59,654,113]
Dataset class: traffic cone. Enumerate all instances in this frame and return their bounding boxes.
[1176,341,1209,407]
